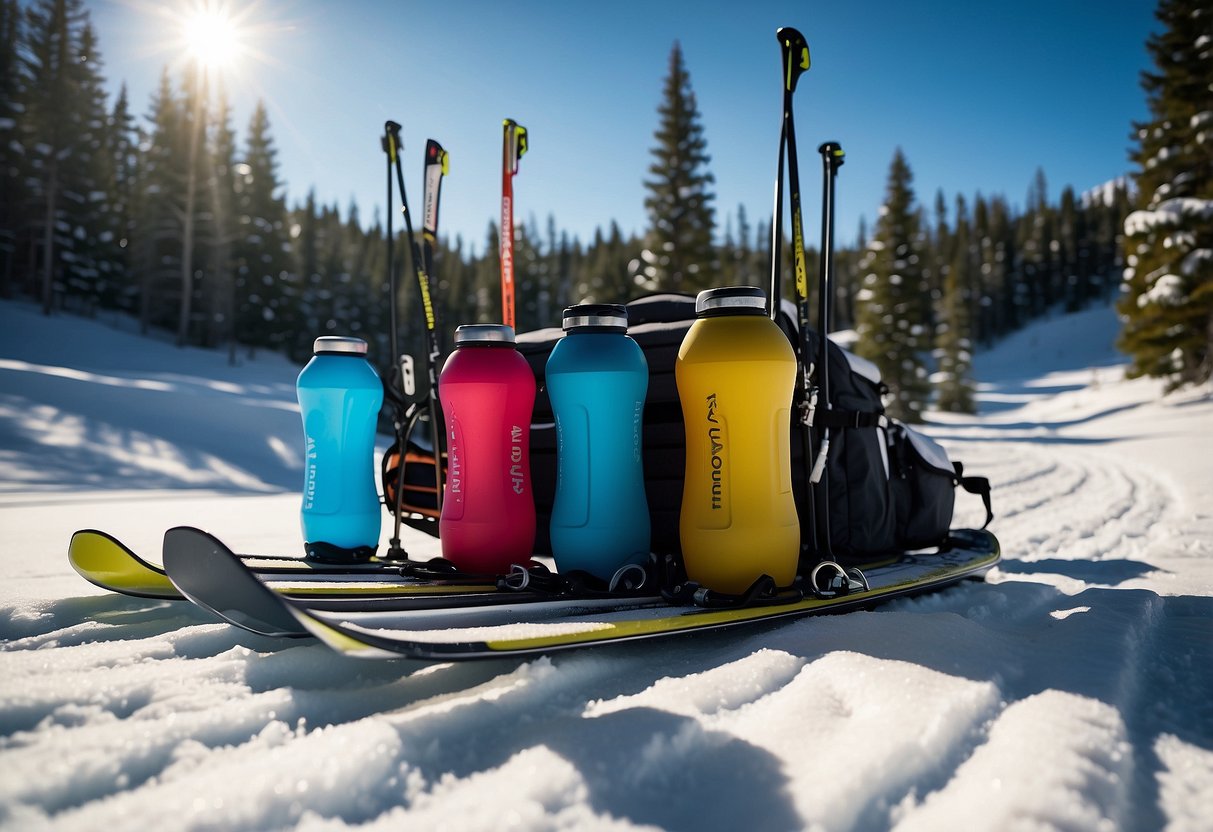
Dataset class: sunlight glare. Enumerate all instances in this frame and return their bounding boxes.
[183,6,241,69]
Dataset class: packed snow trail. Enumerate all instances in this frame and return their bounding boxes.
[1,298,1211,831]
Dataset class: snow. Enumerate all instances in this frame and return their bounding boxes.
[1124,197,1213,236]
[1137,273,1186,307]
[2,297,1213,831]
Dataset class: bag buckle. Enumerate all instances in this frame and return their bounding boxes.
[800,387,818,428]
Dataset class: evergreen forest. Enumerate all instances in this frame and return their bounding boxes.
[3,0,1208,417]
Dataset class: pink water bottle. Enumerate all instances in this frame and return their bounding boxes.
[438,324,536,572]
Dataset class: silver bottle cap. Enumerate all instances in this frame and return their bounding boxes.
[695,286,768,316]
[453,324,517,345]
[562,303,628,331]
[313,336,368,355]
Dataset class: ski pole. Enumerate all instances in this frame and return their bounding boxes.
[500,119,527,329]
[769,27,809,320]
[421,139,450,510]
[811,141,845,558]
[771,27,822,559]
[382,121,446,557]
[422,139,450,346]
[382,125,403,389]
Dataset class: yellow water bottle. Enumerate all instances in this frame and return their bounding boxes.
[676,286,799,593]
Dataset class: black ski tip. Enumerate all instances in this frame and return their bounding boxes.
[163,526,308,638]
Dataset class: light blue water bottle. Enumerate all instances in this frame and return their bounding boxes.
[546,304,650,580]
[296,336,384,561]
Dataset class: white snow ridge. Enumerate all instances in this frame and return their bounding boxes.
[1,298,1212,831]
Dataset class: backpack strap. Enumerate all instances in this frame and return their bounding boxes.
[954,461,994,529]
[814,409,888,429]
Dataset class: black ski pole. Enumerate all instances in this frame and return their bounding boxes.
[382,122,410,560]
[769,29,809,320]
[382,121,445,558]
[421,139,449,346]
[420,139,449,510]
[382,124,402,389]
[772,27,822,561]
[811,142,845,557]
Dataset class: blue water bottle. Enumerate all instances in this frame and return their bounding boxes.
[546,304,650,580]
[296,336,384,561]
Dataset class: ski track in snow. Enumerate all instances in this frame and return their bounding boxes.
[1,299,1212,831]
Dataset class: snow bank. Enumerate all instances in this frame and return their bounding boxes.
[2,297,1212,831]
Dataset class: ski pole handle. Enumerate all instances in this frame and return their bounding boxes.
[383,120,403,160]
[819,141,845,171]
[777,27,810,93]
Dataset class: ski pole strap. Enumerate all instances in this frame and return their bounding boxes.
[954,462,994,529]
[814,409,888,429]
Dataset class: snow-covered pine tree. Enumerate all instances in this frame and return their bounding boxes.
[927,189,950,316]
[1118,0,1213,388]
[935,194,976,413]
[855,148,930,422]
[1016,168,1057,322]
[636,41,718,293]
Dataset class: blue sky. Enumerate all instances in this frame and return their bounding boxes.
[88,0,1158,252]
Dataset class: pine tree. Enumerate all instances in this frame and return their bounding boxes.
[636,41,718,292]
[174,63,209,345]
[21,0,92,313]
[205,87,238,355]
[472,221,502,323]
[135,69,183,334]
[935,194,976,412]
[1057,185,1083,311]
[233,100,293,355]
[1016,168,1053,322]
[1118,0,1213,387]
[833,216,866,330]
[63,21,117,313]
[577,221,633,303]
[0,0,25,297]
[105,83,138,313]
[855,148,930,422]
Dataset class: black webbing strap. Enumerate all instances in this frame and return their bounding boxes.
[814,409,885,429]
[664,573,803,609]
[954,462,994,529]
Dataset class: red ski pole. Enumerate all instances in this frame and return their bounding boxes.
[500,119,528,329]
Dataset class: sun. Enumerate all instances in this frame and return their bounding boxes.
[182,5,242,70]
